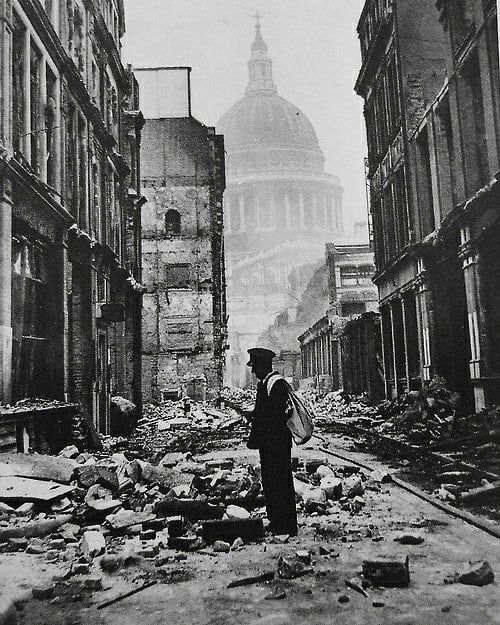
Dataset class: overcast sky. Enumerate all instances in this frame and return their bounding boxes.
[122,0,367,230]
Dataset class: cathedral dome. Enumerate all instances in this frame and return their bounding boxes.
[217,20,325,174]
[218,92,321,152]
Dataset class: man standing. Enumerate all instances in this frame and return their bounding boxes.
[246,348,298,536]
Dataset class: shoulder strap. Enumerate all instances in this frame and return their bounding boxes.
[265,372,285,395]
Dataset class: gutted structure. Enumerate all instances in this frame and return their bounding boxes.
[356,0,500,411]
[137,68,227,403]
[298,243,378,394]
[0,0,144,442]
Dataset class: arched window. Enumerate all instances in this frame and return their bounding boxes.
[165,209,181,235]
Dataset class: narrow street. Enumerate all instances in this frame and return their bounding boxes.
[1,0,500,623]
[1,399,499,625]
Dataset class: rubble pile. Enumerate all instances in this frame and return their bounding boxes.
[0,397,73,412]
[307,379,500,454]
[375,378,460,443]
[0,434,387,607]
[221,387,256,411]
[292,458,388,522]
[121,399,249,457]
[302,390,379,430]
[0,445,268,602]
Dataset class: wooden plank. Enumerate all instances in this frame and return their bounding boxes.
[0,453,77,483]
[0,476,74,502]
[460,480,500,504]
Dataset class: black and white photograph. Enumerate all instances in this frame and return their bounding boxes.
[0,0,499,623]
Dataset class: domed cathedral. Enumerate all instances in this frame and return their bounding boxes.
[218,17,344,387]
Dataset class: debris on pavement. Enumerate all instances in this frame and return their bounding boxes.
[446,561,495,587]
[362,556,410,588]
[1,390,497,620]
[227,571,275,588]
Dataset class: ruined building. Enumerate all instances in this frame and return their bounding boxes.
[137,68,227,403]
[217,19,344,388]
[0,0,144,440]
[356,0,500,411]
[298,242,378,395]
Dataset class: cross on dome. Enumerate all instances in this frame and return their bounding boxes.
[247,13,276,94]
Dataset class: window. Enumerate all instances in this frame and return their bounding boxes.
[66,106,77,212]
[165,264,190,288]
[449,0,475,49]
[12,14,26,154]
[165,209,181,235]
[11,237,53,401]
[46,68,57,188]
[340,267,358,286]
[386,53,401,136]
[415,126,435,236]
[393,166,410,251]
[78,117,88,228]
[435,93,457,211]
[91,57,100,106]
[462,49,489,190]
[30,42,42,171]
[358,265,375,284]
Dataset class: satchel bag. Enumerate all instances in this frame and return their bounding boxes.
[266,373,314,445]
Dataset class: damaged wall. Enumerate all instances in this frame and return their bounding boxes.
[140,116,226,402]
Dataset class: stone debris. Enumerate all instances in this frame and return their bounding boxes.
[362,556,410,588]
[449,561,495,587]
[345,578,369,598]
[393,533,424,545]
[277,554,313,579]
[202,518,264,544]
[227,571,275,588]
[81,530,106,558]
[212,540,231,553]
[1,391,488,611]
[32,583,56,600]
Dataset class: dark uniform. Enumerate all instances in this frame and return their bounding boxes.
[248,372,298,536]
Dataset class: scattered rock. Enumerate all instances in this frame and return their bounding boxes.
[344,476,365,498]
[394,533,424,545]
[68,576,103,591]
[295,550,311,565]
[277,555,312,579]
[456,561,494,587]
[213,540,231,553]
[370,469,392,484]
[81,530,106,558]
[265,587,287,600]
[225,505,250,520]
[231,537,244,551]
[15,503,35,517]
[8,537,28,551]
[32,584,55,600]
[338,594,350,603]
[362,556,410,588]
[58,446,80,459]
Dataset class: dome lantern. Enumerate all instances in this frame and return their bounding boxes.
[246,13,277,95]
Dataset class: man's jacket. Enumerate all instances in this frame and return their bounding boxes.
[247,372,291,450]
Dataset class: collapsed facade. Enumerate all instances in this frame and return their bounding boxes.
[356,0,500,412]
[298,243,378,395]
[137,68,227,403]
[0,0,144,437]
